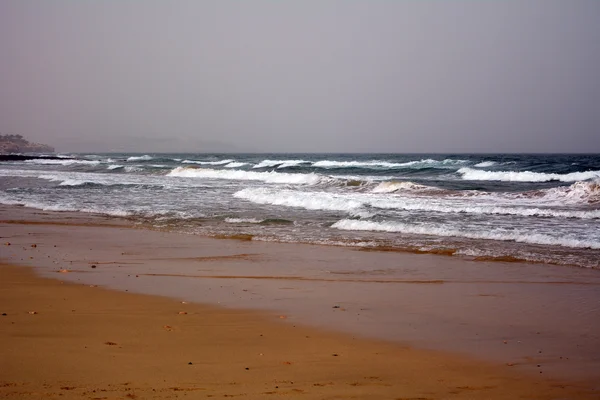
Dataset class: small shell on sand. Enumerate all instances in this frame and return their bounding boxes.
[58,269,69,273]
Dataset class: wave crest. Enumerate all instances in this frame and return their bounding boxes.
[331,219,600,249]
[167,166,326,185]
[371,181,437,193]
[126,155,153,162]
[539,180,600,204]
[458,167,600,182]
[253,159,309,169]
[182,159,234,165]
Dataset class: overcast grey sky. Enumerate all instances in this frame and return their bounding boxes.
[1,1,599,153]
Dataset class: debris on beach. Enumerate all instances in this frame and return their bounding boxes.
[178,311,187,315]
[31,244,37,248]
[104,341,118,346]
[58,269,69,273]
[4,242,10,245]
[28,311,38,315]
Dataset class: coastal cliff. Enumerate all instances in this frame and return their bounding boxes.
[0,134,54,153]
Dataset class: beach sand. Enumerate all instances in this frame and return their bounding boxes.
[1,205,599,398]
[1,264,597,399]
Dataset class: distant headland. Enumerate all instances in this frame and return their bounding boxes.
[0,134,55,154]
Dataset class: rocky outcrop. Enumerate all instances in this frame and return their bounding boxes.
[0,134,54,154]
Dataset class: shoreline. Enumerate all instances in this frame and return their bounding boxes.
[2,204,600,388]
[1,264,598,399]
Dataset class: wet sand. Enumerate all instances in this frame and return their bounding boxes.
[2,265,599,399]
[1,205,600,398]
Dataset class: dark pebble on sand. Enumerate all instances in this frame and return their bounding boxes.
[1,313,6,316]
[91,265,97,268]
[188,362,193,365]
[333,305,340,308]
[245,367,250,370]
[332,354,338,357]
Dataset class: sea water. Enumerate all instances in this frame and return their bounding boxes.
[1,153,599,269]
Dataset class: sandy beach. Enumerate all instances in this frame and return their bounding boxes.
[1,205,599,399]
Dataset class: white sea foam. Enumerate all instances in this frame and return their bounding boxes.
[253,159,309,169]
[458,167,600,182]
[235,187,600,219]
[58,179,89,186]
[37,173,132,187]
[225,217,263,224]
[474,161,497,167]
[126,155,153,162]
[24,159,101,166]
[0,195,132,217]
[224,162,248,168]
[167,167,325,185]
[331,219,600,249]
[313,160,412,169]
[124,166,143,173]
[539,180,600,204]
[312,159,468,169]
[107,164,124,170]
[234,188,362,212]
[371,181,437,193]
[182,159,234,165]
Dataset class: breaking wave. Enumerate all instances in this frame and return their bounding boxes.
[371,181,438,193]
[331,219,600,249]
[225,217,263,224]
[234,188,363,212]
[225,162,248,168]
[126,155,153,162]
[539,180,600,204]
[312,158,468,170]
[0,195,133,217]
[167,166,326,185]
[25,159,101,166]
[234,187,600,219]
[182,159,234,165]
[253,159,309,169]
[458,167,600,182]
[474,161,497,167]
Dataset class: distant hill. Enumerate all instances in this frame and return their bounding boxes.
[0,134,54,154]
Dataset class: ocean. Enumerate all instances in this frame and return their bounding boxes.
[1,153,599,269]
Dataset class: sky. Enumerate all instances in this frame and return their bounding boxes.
[1,1,599,153]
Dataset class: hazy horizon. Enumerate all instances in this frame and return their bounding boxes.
[1,1,599,153]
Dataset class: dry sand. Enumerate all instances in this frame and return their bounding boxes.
[1,264,597,400]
